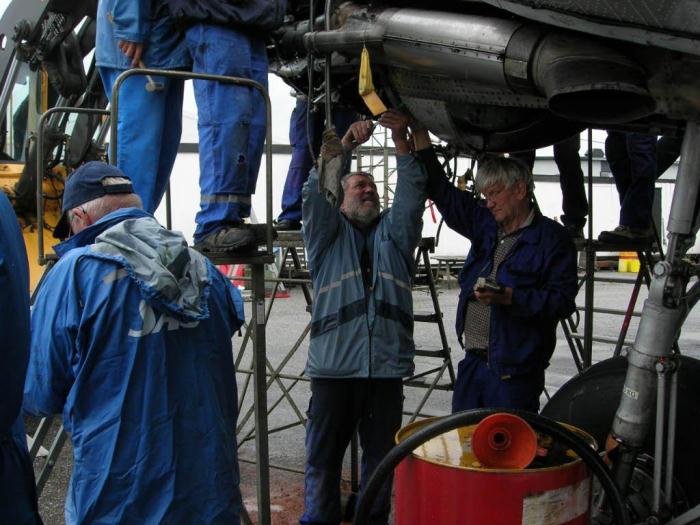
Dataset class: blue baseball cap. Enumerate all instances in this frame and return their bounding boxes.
[54,161,134,239]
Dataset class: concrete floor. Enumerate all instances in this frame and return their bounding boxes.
[29,273,700,524]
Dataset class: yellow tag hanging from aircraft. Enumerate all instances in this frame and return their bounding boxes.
[359,46,388,116]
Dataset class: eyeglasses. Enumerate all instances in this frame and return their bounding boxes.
[481,186,506,204]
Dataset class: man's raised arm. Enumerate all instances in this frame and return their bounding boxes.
[380,110,428,261]
[302,121,373,267]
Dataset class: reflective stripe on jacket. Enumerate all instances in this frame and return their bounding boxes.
[302,154,427,378]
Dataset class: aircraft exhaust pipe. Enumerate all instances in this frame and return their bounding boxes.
[530,31,656,124]
[301,7,655,124]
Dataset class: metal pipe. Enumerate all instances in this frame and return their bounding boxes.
[668,122,700,241]
[303,28,384,54]
[323,0,333,129]
[653,362,666,513]
[665,362,679,506]
[165,182,172,230]
[583,128,594,368]
[251,264,271,525]
[0,54,19,126]
[614,265,645,357]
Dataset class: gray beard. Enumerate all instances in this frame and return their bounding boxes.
[345,204,380,228]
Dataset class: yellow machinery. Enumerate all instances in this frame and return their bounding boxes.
[0,64,65,291]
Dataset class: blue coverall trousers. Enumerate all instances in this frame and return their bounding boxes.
[301,378,403,525]
[98,69,184,213]
[185,24,268,241]
[278,99,357,223]
[451,353,544,413]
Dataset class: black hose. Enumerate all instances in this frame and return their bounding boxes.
[353,408,631,525]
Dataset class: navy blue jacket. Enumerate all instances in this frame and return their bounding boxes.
[0,192,41,524]
[420,149,577,377]
[165,0,287,30]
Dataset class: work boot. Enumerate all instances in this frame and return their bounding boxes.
[274,219,302,231]
[598,225,653,245]
[564,224,584,240]
[194,224,256,253]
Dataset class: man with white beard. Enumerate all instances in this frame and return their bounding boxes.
[300,110,427,524]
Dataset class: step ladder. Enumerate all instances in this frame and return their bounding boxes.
[404,237,456,422]
[561,238,659,372]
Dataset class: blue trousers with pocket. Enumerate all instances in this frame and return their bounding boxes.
[99,68,184,213]
[185,24,268,241]
[278,99,357,223]
[451,353,544,413]
[301,378,403,525]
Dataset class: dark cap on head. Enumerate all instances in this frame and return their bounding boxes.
[53,161,134,239]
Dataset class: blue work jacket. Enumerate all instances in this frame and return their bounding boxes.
[422,149,577,377]
[302,154,427,378]
[0,193,40,524]
[96,0,191,70]
[24,208,244,524]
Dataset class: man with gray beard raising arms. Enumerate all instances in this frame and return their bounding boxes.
[300,110,428,525]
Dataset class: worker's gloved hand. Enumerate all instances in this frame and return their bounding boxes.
[318,127,346,208]
[320,127,344,160]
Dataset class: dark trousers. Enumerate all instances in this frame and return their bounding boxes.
[605,132,657,229]
[656,135,682,177]
[301,378,403,525]
[278,100,357,222]
[0,423,43,525]
[451,353,544,413]
[511,134,588,228]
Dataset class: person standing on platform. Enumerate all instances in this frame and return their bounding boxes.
[96,0,190,213]
[599,132,657,244]
[166,0,286,253]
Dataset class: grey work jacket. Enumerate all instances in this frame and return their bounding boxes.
[302,154,427,378]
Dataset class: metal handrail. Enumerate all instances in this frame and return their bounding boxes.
[110,68,274,255]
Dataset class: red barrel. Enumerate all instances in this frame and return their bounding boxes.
[394,418,596,525]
